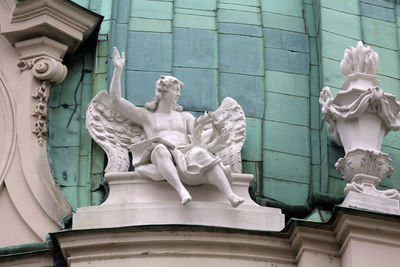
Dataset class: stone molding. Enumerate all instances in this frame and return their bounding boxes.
[54,209,400,266]
[1,0,101,53]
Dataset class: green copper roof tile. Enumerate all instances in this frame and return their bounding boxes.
[174,14,217,30]
[362,17,397,50]
[217,9,261,25]
[262,177,309,206]
[263,150,311,183]
[218,23,262,37]
[264,47,309,75]
[263,28,309,53]
[309,37,318,65]
[218,3,260,13]
[220,0,259,7]
[263,120,310,157]
[309,65,320,97]
[131,0,173,20]
[172,67,218,111]
[320,8,362,39]
[321,31,358,61]
[361,0,394,9]
[51,146,80,186]
[175,8,215,16]
[361,2,396,22]
[48,106,81,147]
[262,12,305,33]
[310,96,320,130]
[303,3,317,37]
[129,18,172,32]
[173,28,218,69]
[219,34,264,75]
[116,0,131,23]
[71,0,89,8]
[311,129,321,165]
[126,31,172,71]
[265,92,309,126]
[320,0,360,15]
[368,46,400,79]
[175,0,217,10]
[382,131,400,150]
[327,177,346,197]
[261,0,303,18]
[242,117,263,161]
[321,57,344,89]
[219,73,264,118]
[377,74,400,96]
[265,70,309,97]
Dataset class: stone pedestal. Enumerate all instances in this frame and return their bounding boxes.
[342,191,400,215]
[73,172,285,231]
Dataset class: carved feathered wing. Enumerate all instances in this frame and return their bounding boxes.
[86,91,145,173]
[213,97,246,173]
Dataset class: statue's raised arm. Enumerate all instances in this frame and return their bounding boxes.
[109,47,149,126]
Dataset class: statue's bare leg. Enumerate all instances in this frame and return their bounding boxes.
[151,144,192,204]
[206,165,244,208]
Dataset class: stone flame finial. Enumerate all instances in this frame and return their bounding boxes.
[340,41,379,76]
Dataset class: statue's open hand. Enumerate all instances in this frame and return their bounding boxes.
[112,47,125,70]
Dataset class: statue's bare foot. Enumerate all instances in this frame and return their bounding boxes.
[230,196,244,208]
[179,190,192,205]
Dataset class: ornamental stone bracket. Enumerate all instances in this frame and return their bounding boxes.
[0,0,101,247]
[15,37,68,145]
[320,41,400,215]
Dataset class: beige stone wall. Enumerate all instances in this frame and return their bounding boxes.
[0,0,100,247]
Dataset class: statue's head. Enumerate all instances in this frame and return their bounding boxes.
[145,76,184,111]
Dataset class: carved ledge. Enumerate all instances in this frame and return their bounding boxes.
[1,0,102,53]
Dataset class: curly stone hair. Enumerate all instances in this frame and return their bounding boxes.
[144,75,184,111]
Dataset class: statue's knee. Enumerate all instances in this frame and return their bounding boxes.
[152,144,171,159]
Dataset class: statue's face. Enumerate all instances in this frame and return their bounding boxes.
[163,84,181,105]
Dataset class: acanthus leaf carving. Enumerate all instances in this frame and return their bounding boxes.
[31,81,50,146]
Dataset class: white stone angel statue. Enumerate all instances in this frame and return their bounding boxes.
[86,47,247,207]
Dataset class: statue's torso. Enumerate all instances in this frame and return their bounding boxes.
[143,111,190,145]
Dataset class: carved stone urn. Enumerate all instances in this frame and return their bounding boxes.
[320,41,400,214]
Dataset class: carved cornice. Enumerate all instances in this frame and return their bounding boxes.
[1,0,102,53]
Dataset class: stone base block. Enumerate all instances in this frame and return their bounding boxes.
[342,191,400,215]
[72,172,285,231]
